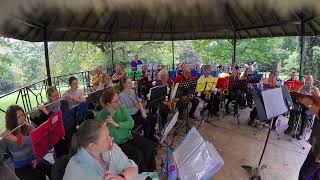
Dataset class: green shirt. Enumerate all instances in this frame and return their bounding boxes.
[96,105,134,145]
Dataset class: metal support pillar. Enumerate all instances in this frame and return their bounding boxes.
[232,31,237,65]
[111,42,115,70]
[172,41,175,70]
[299,22,305,81]
[43,28,52,86]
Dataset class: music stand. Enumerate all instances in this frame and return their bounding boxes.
[242,87,290,180]
[158,112,179,177]
[172,80,197,134]
[196,77,219,128]
[147,85,168,133]
[225,79,247,124]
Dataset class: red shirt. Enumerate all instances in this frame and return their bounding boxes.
[174,74,196,84]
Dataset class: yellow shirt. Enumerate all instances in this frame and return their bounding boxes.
[91,74,102,87]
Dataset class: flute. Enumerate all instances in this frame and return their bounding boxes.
[26,99,62,115]
[0,121,28,141]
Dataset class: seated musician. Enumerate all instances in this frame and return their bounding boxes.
[30,86,62,126]
[62,76,85,107]
[96,88,156,172]
[119,76,155,140]
[1,105,51,180]
[139,64,152,99]
[225,67,240,114]
[248,71,279,128]
[91,66,103,89]
[288,71,299,81]
[240,67,254,108]
[284,75,320,139]
[63,120,138,180]
[199,65,220,117]
[96,74,112,91]
[130,55,143,71]
[275,69,283,85]
[112,66,126,84]
[174,65,199,119]
[155,68,173,130]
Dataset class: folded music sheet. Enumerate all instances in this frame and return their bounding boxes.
[173,127,224,180]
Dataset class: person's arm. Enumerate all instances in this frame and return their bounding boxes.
[108,144,138,179]
[118,106,134,129]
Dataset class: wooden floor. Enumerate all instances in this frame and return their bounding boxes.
[155,105,311,180]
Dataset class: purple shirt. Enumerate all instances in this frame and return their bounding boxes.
[130,60,143,71]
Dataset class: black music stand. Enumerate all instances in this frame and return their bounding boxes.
[242,87,291,180]
[224,79,247,124]
[147,85,168,134]
[196,81,219,129]
[172,80,197,134]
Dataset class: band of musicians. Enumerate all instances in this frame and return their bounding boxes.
[2,54,320,180]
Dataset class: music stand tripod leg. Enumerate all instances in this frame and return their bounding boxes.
[242,118,275,179]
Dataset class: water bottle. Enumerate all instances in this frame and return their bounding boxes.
[168,164,177,180]
[276,119,281,131]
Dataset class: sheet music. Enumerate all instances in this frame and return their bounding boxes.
[173,127,204,168]
[262,88,288,119]
[177,142,224,180]
[170,83,179,100]
[160,112,179,143]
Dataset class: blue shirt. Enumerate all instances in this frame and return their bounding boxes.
[63,144,137,180]
[130,60,143,71]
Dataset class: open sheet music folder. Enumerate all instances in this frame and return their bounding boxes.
[172,126,224,180]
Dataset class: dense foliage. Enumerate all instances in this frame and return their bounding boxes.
[0,36,319,94]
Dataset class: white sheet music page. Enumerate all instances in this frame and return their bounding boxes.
[173,127,204,168]
[262,88,288,119]
[160,111,179,144]
[177,142,224,180]
[170,83,179,100]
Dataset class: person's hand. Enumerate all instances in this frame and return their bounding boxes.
[32,159,37,169]
[39,105,49,115]
[163,101,171,107]
[106,115,119,128]
[3,131,17,143]
[104,171,123,180]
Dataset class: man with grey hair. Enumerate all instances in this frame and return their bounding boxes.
[154,68,173,129]
[174,65,199,119]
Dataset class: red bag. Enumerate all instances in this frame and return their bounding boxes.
[29,112,65,161]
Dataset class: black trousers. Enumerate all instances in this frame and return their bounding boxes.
[176,97,199,117]
[298,148,320,180]
[225,90,241,112]
[15,160,52,180]
[201,93,220,114]
[119,133,156,173]
[131,111,156,139]
[288,106,312,135]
